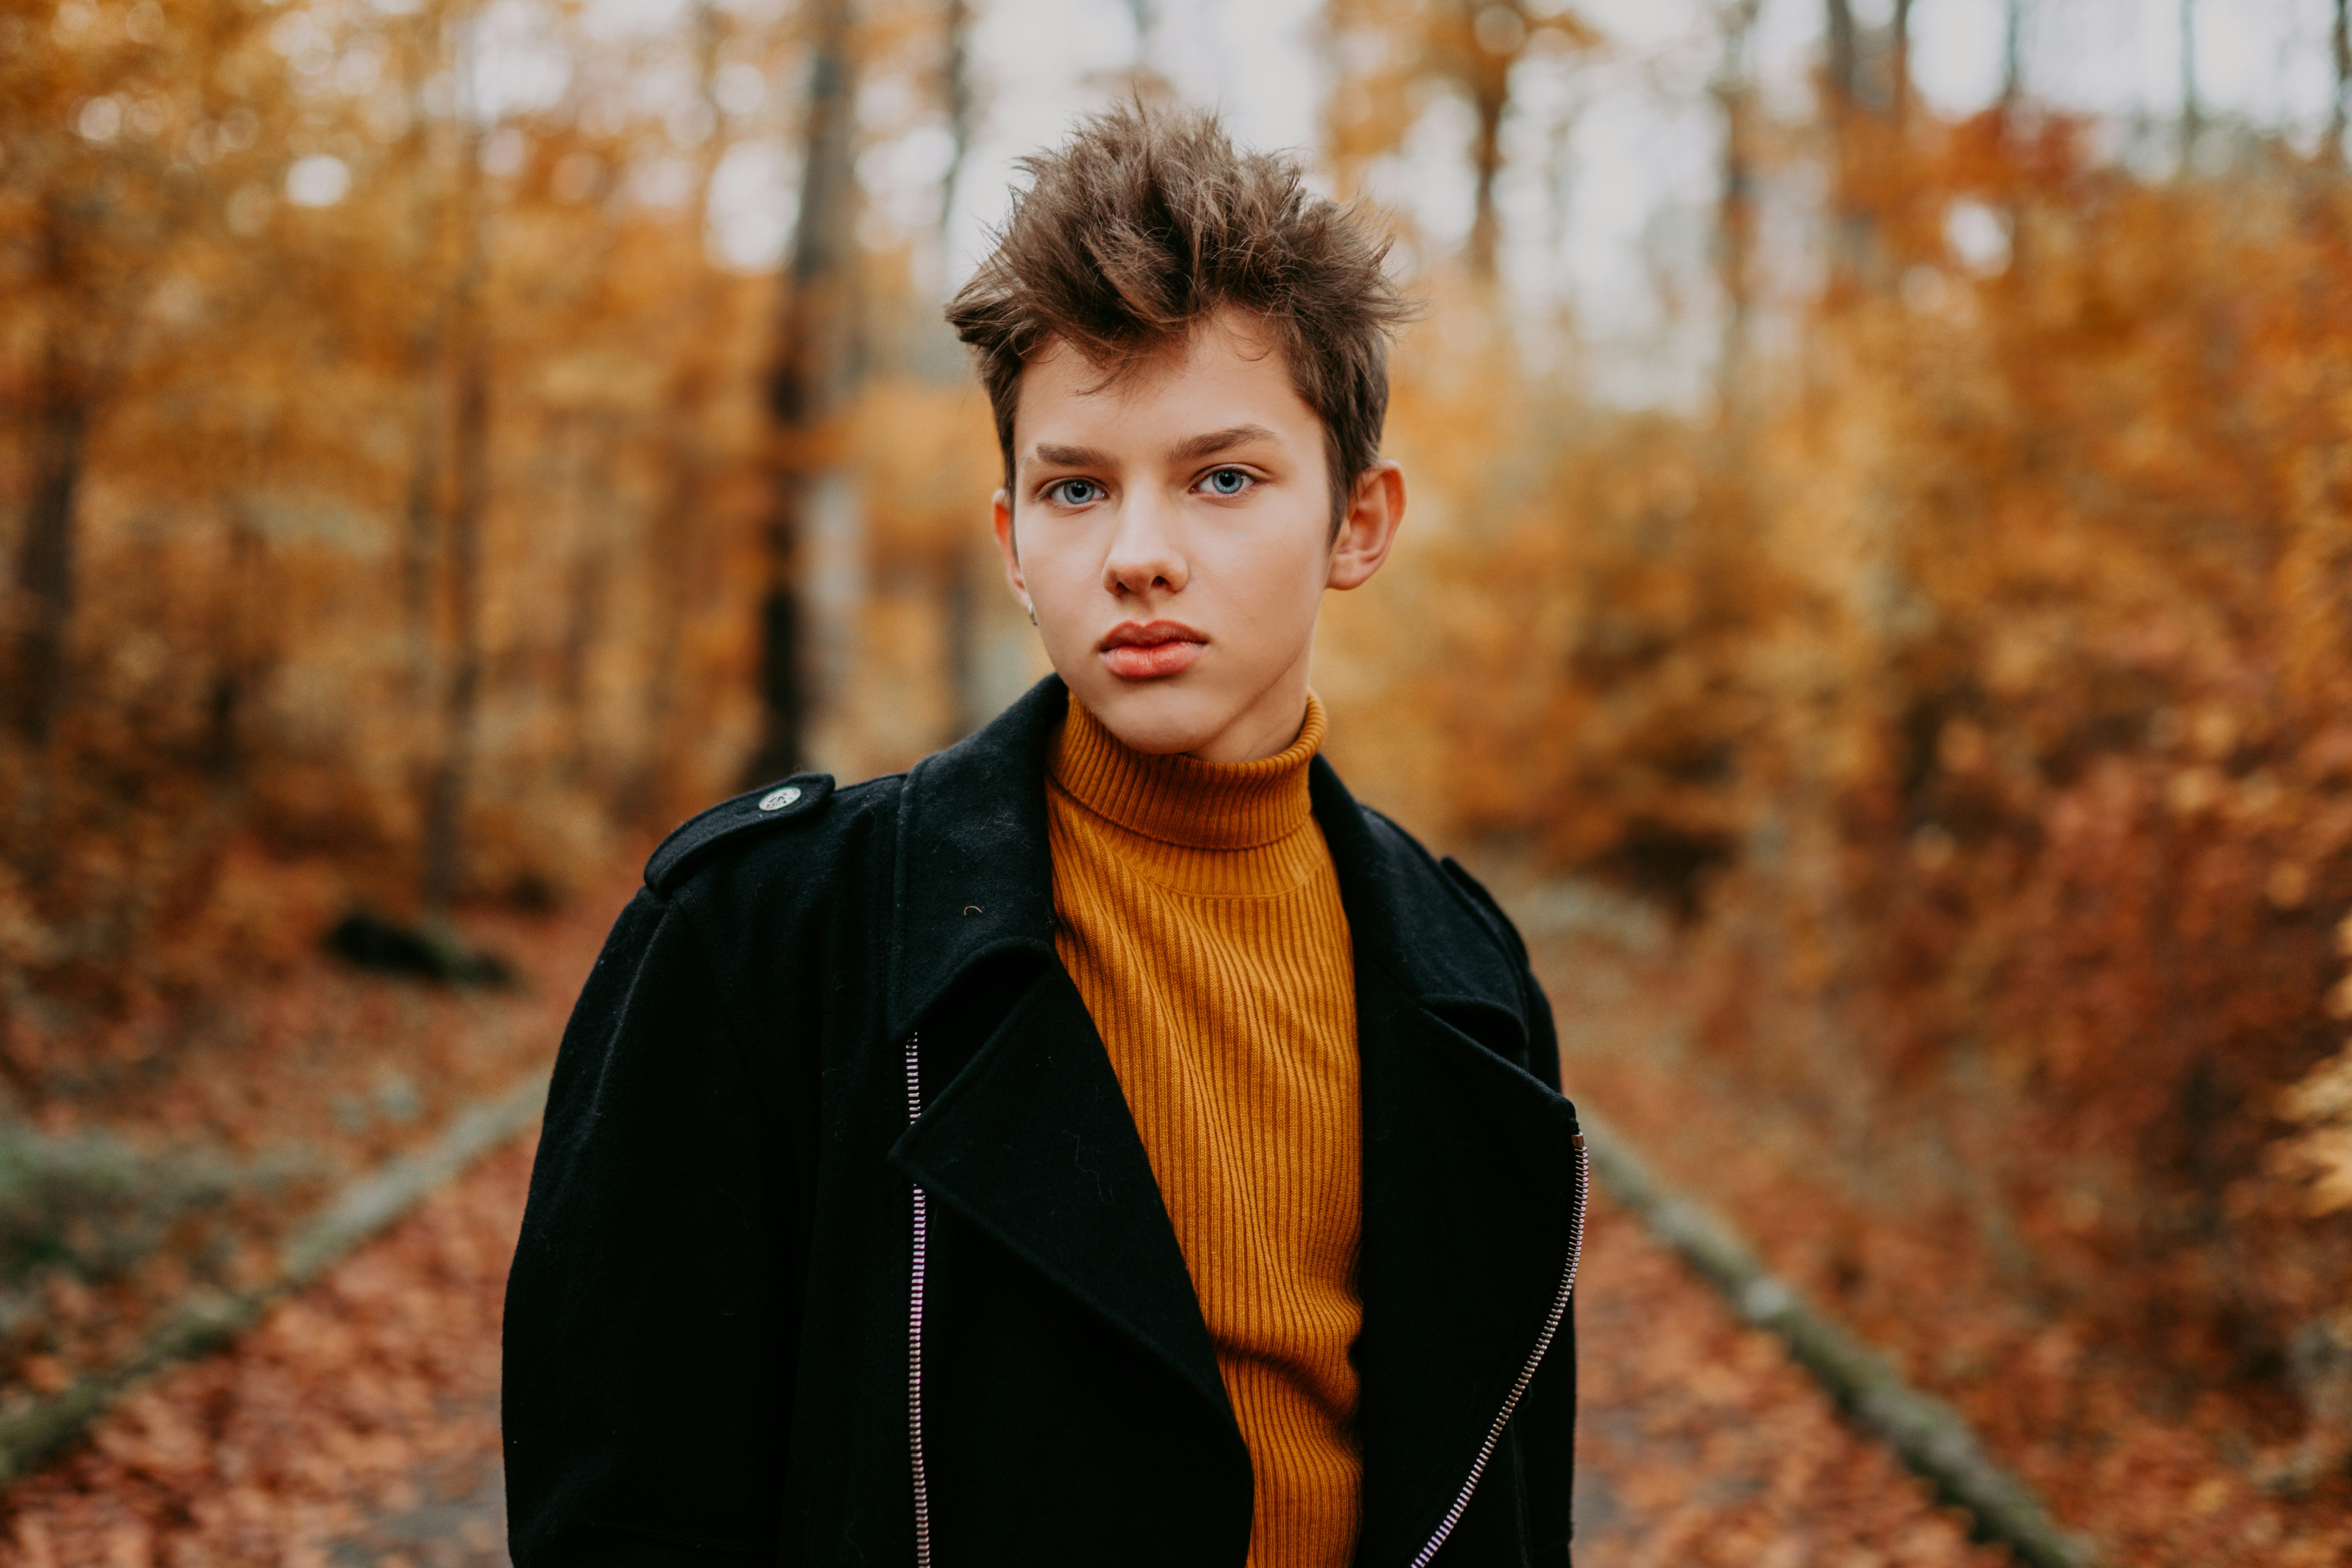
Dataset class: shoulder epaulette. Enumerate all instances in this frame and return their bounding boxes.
[644,772,836,895]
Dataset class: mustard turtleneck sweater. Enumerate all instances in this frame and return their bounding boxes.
[1046,695,1362,1568]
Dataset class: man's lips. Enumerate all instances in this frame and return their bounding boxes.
[1099,620,1206,680]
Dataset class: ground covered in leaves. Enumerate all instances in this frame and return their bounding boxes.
[12,867,2344,1565]
[1526,912,2352,1568]
[2,1131,2004,1567]
[1570,1201,2003,1568]
[3,1140,523,1568]
[0,877,637,1428]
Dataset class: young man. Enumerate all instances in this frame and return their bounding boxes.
[503,106,1586,1568]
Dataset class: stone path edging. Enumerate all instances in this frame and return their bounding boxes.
[1578,1107,2095,1568]
[0,1072,551,1488]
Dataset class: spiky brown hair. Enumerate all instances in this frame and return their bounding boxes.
[945,103,1414,523]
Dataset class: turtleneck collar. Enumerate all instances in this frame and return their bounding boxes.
[1049,695,1325,851]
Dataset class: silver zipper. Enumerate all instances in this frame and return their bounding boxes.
[906,1031,934,1568]
[1406,1131,1589,1568]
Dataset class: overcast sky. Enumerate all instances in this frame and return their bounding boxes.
[928,0,2338,398]
[542,0,2344,402]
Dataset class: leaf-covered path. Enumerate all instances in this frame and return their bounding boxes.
[0,1129,2005,1568]
[1570,1202,2003,1568]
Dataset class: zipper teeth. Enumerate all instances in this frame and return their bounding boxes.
[907,1032,933,1568]
[1406,1134,1589,1568]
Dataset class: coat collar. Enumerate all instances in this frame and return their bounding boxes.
[886,676,1582,1557]
[884,675,1532,1040]
[883,676,1068,1046]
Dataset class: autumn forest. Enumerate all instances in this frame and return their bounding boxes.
[4,0,2352,1561]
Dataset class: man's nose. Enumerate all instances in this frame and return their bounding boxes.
[1102,488,1188,598]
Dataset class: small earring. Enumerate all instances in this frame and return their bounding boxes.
[1026,603,1037,626]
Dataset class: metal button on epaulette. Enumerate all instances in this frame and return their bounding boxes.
[758,785,802,813]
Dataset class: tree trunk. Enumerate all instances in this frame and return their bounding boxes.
[942,542,981,742]
[1461,1,1519,282]
[939,0,983,744]
[1890,0,1913,125]
[1999,0,2032,280]
[10,187,100,747]
[2002,0,2025,112]
[556,423,603,724]
[423,332,486,911]
[939,0,974,239]
[202,500,268,779]
[1820,0,1874,294]
[2179,0,2199,173]
[1121,0,1155,48]
[423,97,491,912]
[1713,0,1765,391]
[397,11,446,710]
[14,329,87,745]
[1823,0,1858,108]
[399,360,443,708]
[747,0,861,785]
[1468,77,1507,281]
[637,0,730,795]
[2330,0,2347,162]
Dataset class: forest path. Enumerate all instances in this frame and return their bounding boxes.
[1570,1197,2004,1568]
[1,1129,2003,1568]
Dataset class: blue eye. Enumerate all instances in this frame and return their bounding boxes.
[1203,468,1252,497]
[1049,479,1100,506]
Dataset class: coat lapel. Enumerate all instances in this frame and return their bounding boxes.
[883,677,1232,1424]
[889,964,1232,1419]
[1311,761,1585,1564]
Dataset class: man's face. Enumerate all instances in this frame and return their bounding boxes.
[992,309,1405,763]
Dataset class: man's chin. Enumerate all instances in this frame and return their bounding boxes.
[1070,675,1225,758]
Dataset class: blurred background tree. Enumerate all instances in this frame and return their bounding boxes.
[5,0,2352,1538]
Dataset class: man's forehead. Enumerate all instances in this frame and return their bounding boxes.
[1014,317,1308,461]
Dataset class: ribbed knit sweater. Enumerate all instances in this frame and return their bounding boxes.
[1045,695,1361,1568]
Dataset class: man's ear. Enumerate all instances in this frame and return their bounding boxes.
[991,488,1032,615]
[1327,461,1405,592]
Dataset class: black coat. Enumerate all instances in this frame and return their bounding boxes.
[502,677,1587,1568]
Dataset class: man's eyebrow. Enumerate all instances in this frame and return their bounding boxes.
[1166,424,1279,464]
[1028,442,1117,471]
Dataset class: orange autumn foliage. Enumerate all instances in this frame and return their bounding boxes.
[0,0,777,1042]
[1328,105,2352,1494]
[7,0,2352,1541]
